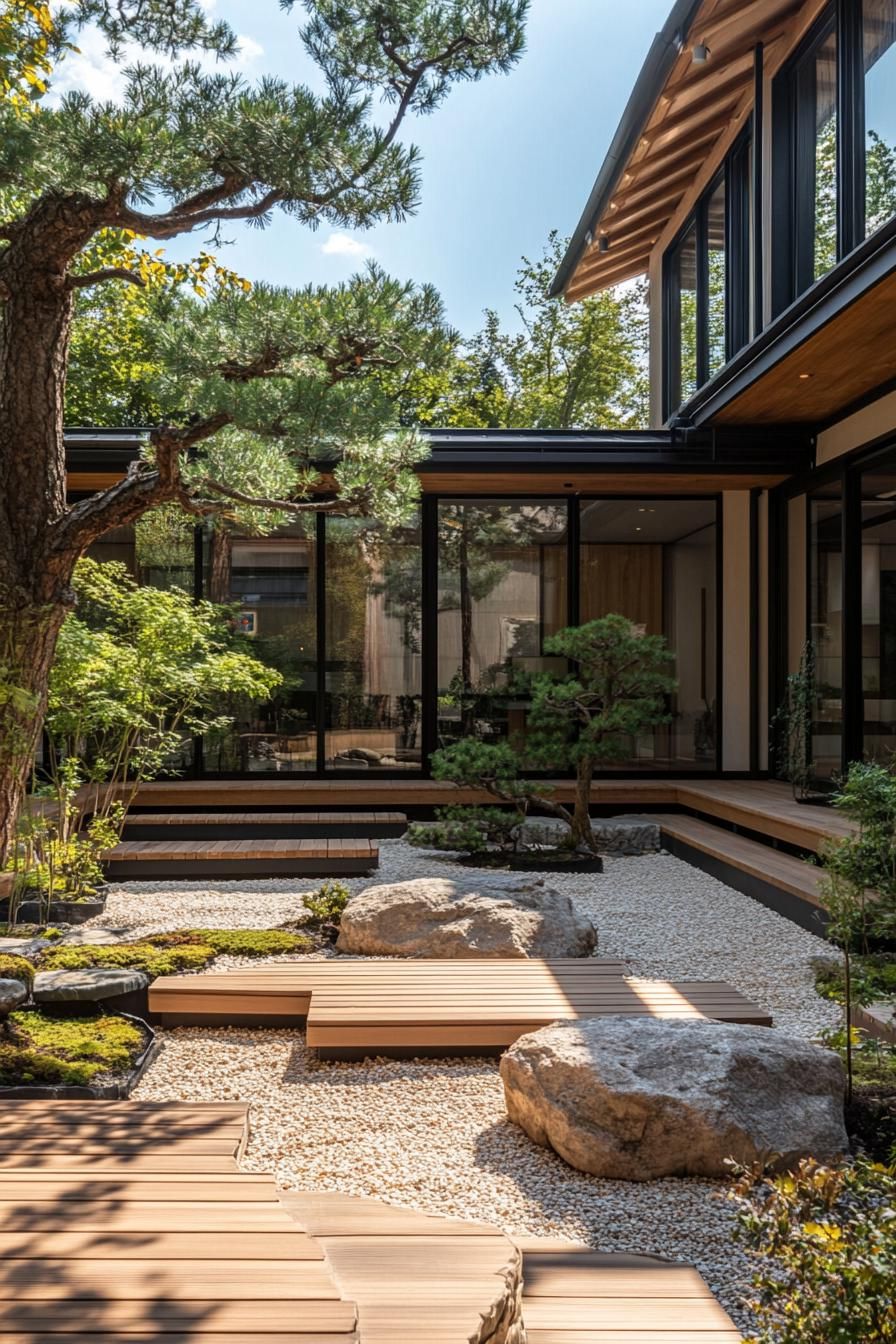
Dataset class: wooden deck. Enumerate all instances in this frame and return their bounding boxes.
[103,837,379,879]
[123,812,407,839]
[149,958,772,1057]
[0,1101,359,1341]
[109,778,854,854]
[518,1238,743,1343]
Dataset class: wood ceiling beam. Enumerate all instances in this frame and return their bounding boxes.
[574,243,656,289]
[641,78,747,147]
[690,0,799,53]
[609,160,706,215]
[566,255,650,299]
[619,128,723,195]
[642,102,739,158]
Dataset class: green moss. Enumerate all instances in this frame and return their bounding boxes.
[37,942,215,977]
[0,955,34,990]
[0,925,62,940]
[0,1011,145,1087]
[153,928,311,957]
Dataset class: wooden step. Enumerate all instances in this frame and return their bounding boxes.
[123,812,407,840]
[102,838,379,879]
[283,1191,523,1344]
[148,958,772,1056]
[518,1237,743,1342]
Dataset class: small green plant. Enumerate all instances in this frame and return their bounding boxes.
[409,804,523,856]
[37,941,216,977]
[302,881,351,928]
[731,1157,896,1343]
[1,1011,145,1086]
[771,641,821,801]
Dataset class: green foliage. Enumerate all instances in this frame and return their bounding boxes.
[409,233,648,429]
[38,941,215,977]
[302,880,351,927]
[408,805,522,855]
[771,643,822,799]
[814,954,896,1008]
[0,953,33,989]
[1,1011,145,1086]
[731,1157,896,1343]
[151,928,310,957]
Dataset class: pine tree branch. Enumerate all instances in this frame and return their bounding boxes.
[68,267,146,290]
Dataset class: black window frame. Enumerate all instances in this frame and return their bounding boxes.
[772,0,896,315]
[662,123,754,421]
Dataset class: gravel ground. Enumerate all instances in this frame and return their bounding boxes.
[107,838,841,1330]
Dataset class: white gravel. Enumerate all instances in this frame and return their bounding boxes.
[99,838,841,1330]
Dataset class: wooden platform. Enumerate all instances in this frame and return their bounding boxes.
[0,1102,359,1341]
[149,958,772,1057]
[518,1237,743,1343]
[102,838,379,880]
[105,778,854,855]
[123,812,407,840]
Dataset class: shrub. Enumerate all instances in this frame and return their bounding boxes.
[37,941,215,977]
[731,1157,896,1343]
[408,805,522,856]
[0,954,34,991]
[302,881,351,927]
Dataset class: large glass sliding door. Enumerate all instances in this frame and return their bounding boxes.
[860,461,896,760]
[580,499,718,769]
[809,485,844,780]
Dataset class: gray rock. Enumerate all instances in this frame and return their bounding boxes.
[33,968,150,1003]
[336,874,597,959]
[0,978,29,1014]
[518,814,660,856]
[58,928,127,946]
[0,937,44,958]
[500,1016,847,1180]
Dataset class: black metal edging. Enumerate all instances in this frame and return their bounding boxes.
[0,1015,160,1101]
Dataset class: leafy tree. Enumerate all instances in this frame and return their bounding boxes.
[527,616,676,850]
[411,232,649,429]
[0,0,528,861]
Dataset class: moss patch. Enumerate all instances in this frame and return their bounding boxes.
[0,1011,145,1087]
[0,954,34,990]
[37,942,215,977]
[153,929,311,958]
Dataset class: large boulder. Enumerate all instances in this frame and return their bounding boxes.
[500,1016,847,1179]
[336,875,597,959]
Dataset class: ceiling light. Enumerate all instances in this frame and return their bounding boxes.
[799,373,813,380]
[692,42,711,63]
[599,235,610,253]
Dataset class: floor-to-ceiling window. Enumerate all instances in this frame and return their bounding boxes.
[579,498,718,769]
[860,459,896,759]
[808,486,844,780]
[436,499,568,752]
[324,515,422,771]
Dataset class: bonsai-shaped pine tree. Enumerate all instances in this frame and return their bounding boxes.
[527,615,676,852]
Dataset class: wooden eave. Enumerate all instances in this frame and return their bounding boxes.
[557,0,804,299]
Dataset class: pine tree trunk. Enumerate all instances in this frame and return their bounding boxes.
[0,207,85,865]
[570,757,597,851]
[208,526,232,602]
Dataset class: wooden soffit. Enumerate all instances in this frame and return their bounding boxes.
[561,0,804,300]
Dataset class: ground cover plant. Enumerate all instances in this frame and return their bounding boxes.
[0,953,34,995]
[0,1010,145,1087]
[36,927,311,978]
[731,1157,896,1343]
[302,881,351,941]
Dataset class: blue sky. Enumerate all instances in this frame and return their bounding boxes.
[73,0,671,332]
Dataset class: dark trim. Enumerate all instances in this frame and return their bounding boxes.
[767,484,787,775]
[715,492,725,773]
[420,494,439,769]
[838,0,865,259]
[315,511,326,774]
[566,493,580,627]
[550,0,704,298]
[841,462,863,766]
[192,524,204,779]
[752,44,765,334]
[815,370,896,431]
[749,488,760,774]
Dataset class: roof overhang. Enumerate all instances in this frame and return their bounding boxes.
[552,0,805,302]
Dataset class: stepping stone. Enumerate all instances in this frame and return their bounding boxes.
[58,928,127,946]
[33,968,149,1004]
[0,979,29,1013]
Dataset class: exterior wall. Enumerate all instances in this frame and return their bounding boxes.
[722,491,752,770]
[816,386,896,465]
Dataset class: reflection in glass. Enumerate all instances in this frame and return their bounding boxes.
[668,222,698,409]
[203,523,318,772]
[706,178,727,378]
[809,489,843,779]
[860,462,896,759]
[436,500,567,750]
[812,30,838,280]
[579,500,717,769]
[324,516,422,771]
[864,0,896,236]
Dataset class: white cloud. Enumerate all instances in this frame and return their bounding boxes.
[321,231,375,258]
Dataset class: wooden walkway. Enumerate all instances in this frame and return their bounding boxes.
[518,1238,743,1343]
[103,837,379,880]
[0,1101,359,1341]
[149,959,772,1057]
[123,812,408,839]
[656,814,827,909]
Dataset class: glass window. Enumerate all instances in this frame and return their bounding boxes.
[667,221,698,412]
[706,178,727,378]
[859,461,896,760]
[436,500,568,751]
[324,515,422,772]
[579,499,717,770]
[810,29,839,281]
[203,522,318,773]
[809,487,843,780]
[864,0,896,236]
